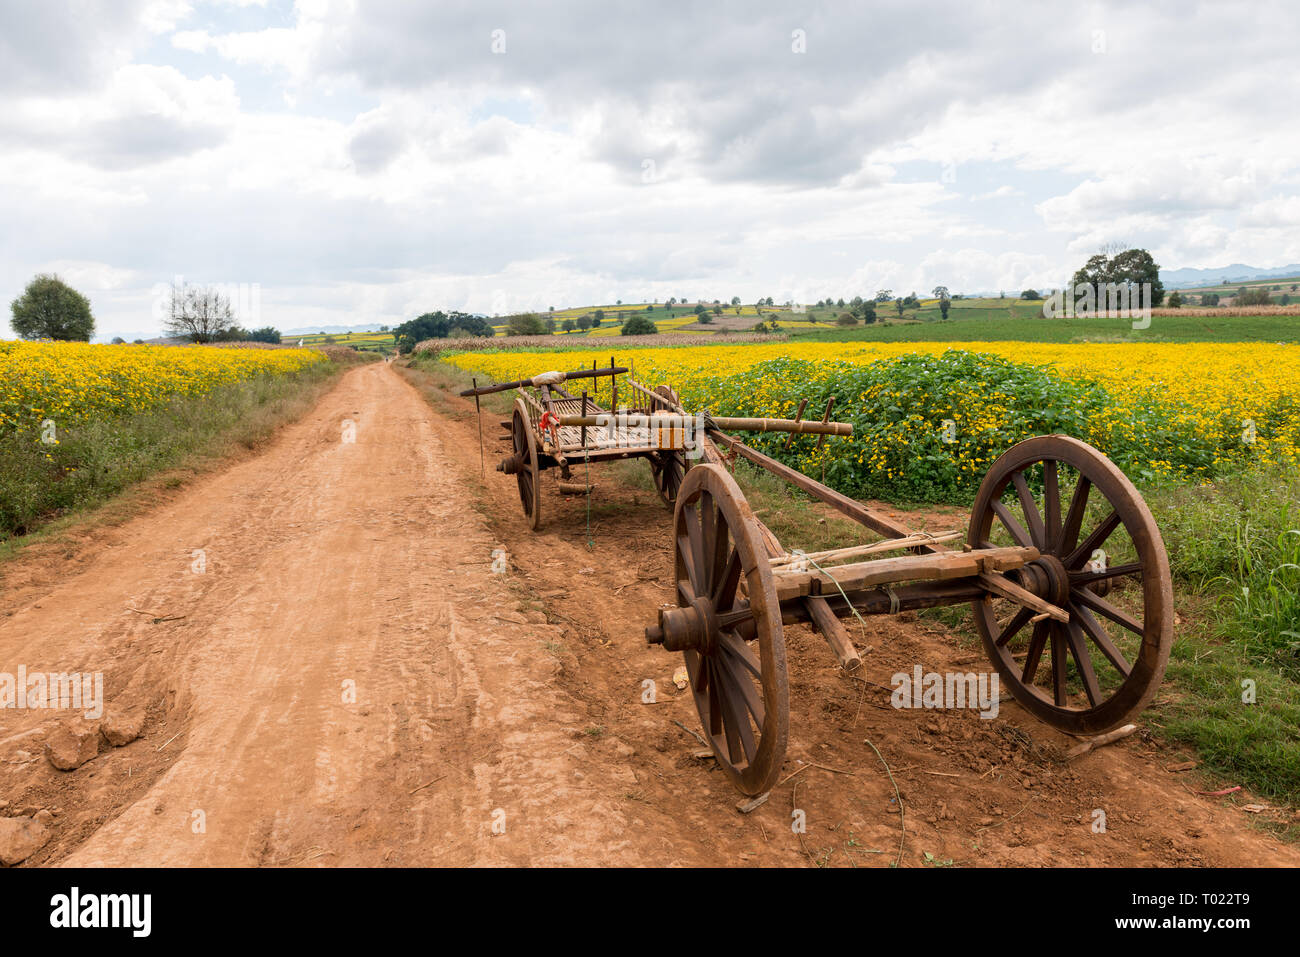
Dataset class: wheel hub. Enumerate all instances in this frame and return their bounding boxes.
[647,597,719,653]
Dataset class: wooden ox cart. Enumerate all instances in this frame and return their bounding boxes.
[464,365,1173,798]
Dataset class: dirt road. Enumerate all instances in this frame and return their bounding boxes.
[1,361,1296,866]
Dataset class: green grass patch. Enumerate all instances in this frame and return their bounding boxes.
[0,362,339,543]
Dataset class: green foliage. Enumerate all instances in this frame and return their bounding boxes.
[396,311,493,342]
[620,314,658,336]
[1167,291,1182,308]
[504,313,550,336]
[0,363,335,540]
[1238,288,1273,306]
[694,350,1212,504]
[10,274,95,341]
[1020,289,1041,300]
[248,326,282,344]
[1071,248,1166,306]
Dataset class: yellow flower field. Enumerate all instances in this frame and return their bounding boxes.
[0,340,327,433]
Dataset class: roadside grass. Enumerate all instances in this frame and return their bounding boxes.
[1141,468,1300,827]
[0,359,345,551]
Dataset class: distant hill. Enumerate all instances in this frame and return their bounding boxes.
[1161,263,1300,288]
[281,323,390,335]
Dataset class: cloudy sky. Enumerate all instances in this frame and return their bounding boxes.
[2,0,1298,340]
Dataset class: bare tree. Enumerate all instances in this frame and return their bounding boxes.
[164,282,235,342]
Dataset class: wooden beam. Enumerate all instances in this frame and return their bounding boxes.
[772,546,1039,601]
[803,596,862,672]
[707,428,939,548]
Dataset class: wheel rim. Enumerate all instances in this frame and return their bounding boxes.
[511,398,541,530]
[969,435,1172,734]
[669,465,787,794]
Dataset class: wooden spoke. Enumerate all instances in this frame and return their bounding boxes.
[719,630,762,680]
[991,500,1034,548]
[1059,475,1092,555]
[1068,562,1142,587]
[699,492,717,592]
[1050,626,1069,706]
[1064,621,1103,707]
[995,605,1034,647]
[1072,586,1145,637]
[712,548,743,610]
[1071,602,1132,678]
[1021,620,1049,683]
[715,665,759,762]
[1065,510,1122,569]
[676,532,700,594]
[1012,470,1046,549]
[1043,460,1061,550]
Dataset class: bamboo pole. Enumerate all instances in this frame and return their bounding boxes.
[556,414,852,436]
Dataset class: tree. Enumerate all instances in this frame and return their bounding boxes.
[249,326,281,344]
[874,289,892,303]
[895,298,905,318]
[731,296,741,305]
[110,336,125,344]
[931,285,949,301]
[712,305,723,316]
[1166,291,1182,308]
[594,309,605,325]
[1070,247,1165,307]
[164,282,235,343]
[576,315,593,331]
[1238,288,1272,306]
[394,311,492,343]
[621,314,657,335]
[505,313,549,336]
[697,310,713,324]
[1020,289,1041,300]
[939,298,950,320]
[836,312,858,326]
[694,304,707,316]
[561,318,577,332]
[10,274,95,341]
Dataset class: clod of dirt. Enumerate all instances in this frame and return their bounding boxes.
[0,816,51,865]
[44,721,101,771]
[101,709,145,747]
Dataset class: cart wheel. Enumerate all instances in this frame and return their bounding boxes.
[968,435,1173,734]
[652,464,788,795]
[648,384,687,506]
[511,398,542,531]
[649,450,686,506]
[652,384,680,409]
